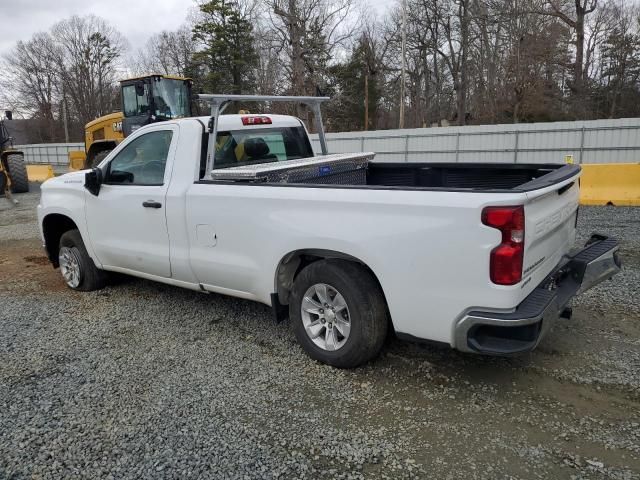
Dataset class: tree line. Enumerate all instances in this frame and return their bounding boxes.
[2,0,640,143]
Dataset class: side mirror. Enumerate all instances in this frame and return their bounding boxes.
[84,168,103,196]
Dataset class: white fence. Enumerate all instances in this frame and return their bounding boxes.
[310,117,640,164]
[14,143,83,166]
[15,117,640,166]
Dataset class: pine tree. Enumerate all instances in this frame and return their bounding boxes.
[325,36,381,131]
[192,0,258,95]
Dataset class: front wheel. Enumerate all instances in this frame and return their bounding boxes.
[7,154,29,193]
[58,229,107,291]
[290,259,388,368]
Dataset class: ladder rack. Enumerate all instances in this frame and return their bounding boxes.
[196,94,330,178]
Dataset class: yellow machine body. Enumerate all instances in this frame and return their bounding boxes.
[85,112,125,148]
[69,112,125,171]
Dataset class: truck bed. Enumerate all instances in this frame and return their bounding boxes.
[366,163,578,192]
[209,152,579,192]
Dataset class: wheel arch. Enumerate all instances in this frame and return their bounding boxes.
[42,213,80,267]
[273,248,388,309]
[1,148,24,162]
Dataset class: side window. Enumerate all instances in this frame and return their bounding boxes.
[122,84,150,117]
[106,130,173,185]
[122,85,137,117]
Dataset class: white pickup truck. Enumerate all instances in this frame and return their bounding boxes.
[37,94,621,367]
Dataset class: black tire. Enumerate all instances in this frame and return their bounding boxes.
[89,149,111,169]
[290,259,389,368]
[58,229,107,291]
[6,154,29,193]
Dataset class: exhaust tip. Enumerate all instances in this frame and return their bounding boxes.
[560,307,573,320]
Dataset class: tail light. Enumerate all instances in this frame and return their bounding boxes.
[241,116,272,125]
[482,206,525,285]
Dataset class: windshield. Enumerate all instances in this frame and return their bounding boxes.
[151,78,190,119]
[213,127,314,169]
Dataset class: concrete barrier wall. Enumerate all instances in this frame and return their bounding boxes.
[15,143,83,166]
[309,117,640,164]
[579,163,640,206]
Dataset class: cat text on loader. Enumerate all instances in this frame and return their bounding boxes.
[69,75,193,170]
[0,111,29,204]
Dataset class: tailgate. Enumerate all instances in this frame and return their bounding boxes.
[521,175,580,292]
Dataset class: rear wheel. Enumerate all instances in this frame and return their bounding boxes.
[290,259,388,368]
[58,229,107,291]
[6,154,29,193]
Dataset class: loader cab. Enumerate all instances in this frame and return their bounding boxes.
[120,75,193,136]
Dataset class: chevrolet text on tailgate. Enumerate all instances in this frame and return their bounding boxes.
[37,94,622,368]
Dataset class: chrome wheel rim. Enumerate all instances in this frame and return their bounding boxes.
[301,283,351,351]
[59,246,82,288]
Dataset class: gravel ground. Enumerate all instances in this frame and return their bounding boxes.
[0,189,639,479]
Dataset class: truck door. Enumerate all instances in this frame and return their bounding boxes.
[85,126,177,278]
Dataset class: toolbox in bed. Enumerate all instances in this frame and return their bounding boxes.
[211,152,374,185]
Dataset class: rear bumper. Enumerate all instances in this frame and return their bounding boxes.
[454,234,622,355]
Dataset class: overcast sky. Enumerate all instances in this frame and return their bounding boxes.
[0,0,391,58]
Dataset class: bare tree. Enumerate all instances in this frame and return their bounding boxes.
[267,0,356,121]
[540,0,600,95]
[0,33,61,141]
[599,1,640,117]
[401,0,473,125]
[254,25,288,94]
[133,26,197,78]
[51,15,126,128]
[360,18,389,130]
[583,1,614,80]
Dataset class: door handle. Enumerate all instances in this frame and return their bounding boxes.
[142,200,162,208]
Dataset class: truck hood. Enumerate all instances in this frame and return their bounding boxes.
[42,170,89,189]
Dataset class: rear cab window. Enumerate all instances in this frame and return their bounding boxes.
[213,126,313,169]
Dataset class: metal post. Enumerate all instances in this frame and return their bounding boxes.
[579,126,585,164]
[404,135,410,162]
[62,96,70,143]
[364,73,369,131]
[360,136,365,151]
[513,130,519,163]
[311,103,328,155]
[205,101,222,177]
[455,132,460,162]
[399,0,407,129]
